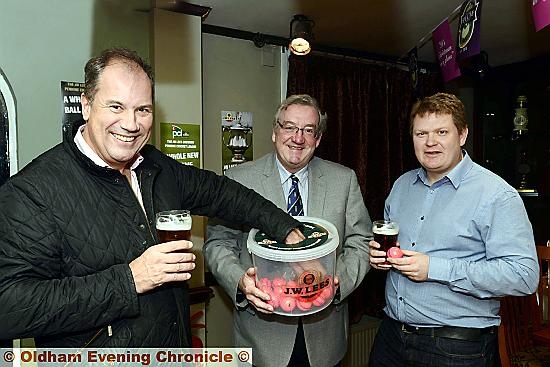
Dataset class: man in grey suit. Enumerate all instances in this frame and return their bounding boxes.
[204,94,372,367]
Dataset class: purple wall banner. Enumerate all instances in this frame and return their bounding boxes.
[456,0,483,61]
[432,19,461,83]
[532,0,550,31]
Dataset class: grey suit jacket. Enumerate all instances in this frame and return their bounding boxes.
[204,153,372,367]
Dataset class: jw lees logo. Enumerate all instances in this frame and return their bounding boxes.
[283,270,331,301]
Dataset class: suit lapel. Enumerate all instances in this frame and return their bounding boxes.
[257,154,327,215]
[307,157,326,217]
[260,153,286,210]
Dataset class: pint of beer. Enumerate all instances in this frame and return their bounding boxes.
[372,220,399,263]
[155,210,192,243]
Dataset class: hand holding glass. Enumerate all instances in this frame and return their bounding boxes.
[372,220,399,265]
[155,210,192,244]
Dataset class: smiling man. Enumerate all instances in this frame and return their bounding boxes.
[0,47,304,348]
[368,93,539,367]
[204,94,372,367]
[80,58,154,174]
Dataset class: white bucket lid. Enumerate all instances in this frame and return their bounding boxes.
[247,216,339,262]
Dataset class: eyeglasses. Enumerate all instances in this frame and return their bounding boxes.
[277,121,319,138]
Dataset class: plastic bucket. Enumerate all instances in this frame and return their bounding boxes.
[247,216,339,316]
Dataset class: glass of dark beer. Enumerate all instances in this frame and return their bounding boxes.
[372,220,399,264]
[155,210,192,243]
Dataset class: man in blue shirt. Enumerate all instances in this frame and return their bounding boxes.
[368,92,539,367]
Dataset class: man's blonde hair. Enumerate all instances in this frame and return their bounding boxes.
[410,93,467,135]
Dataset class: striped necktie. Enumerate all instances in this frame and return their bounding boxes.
[287,174,304,216]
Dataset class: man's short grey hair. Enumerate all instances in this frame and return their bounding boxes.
[273,94,327,135]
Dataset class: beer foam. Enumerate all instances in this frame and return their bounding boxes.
[373,226,399,236]
[156,218,192,231]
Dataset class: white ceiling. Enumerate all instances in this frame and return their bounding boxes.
[166,0,550,67]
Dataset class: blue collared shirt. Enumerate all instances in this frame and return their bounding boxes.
[384,152,539,328]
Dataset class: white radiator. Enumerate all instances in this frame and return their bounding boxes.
[342,316,381,367]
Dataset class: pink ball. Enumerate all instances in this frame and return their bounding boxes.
[272,286,285,297]
[258,277,272,288]
[272,277,286,287]
[286,280,298,287]
[320,284,334,300]
[279,296,296,312]
[312,295,327,307]
[296,300,312,311]
[267,290,280,308]
[387,246,404,258]
[258,284,273,294]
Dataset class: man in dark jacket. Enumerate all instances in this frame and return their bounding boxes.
[0,47,302,348]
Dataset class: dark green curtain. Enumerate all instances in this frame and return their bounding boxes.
[287,53,442,319]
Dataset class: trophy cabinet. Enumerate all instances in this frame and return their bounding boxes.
[474,54,550,244]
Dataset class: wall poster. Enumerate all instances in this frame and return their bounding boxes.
[60,81,85,126]
[221,111,253,174]
[159,122,201,168]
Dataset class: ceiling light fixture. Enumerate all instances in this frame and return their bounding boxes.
[289,14,315,56]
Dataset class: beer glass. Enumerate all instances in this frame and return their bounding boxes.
[155,210,192,243]
[372,220,399,264]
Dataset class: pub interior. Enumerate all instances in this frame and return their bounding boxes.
[1,1,550,366]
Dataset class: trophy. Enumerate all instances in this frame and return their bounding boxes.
[511,95,537,194]
[223,123,252,163]
[512,95,528,137]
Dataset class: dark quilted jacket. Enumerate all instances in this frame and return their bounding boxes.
[0,120,299,347]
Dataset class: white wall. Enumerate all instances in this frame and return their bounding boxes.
[202,34,282,175]
[0,0,149,169]
[201,33,283,346]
